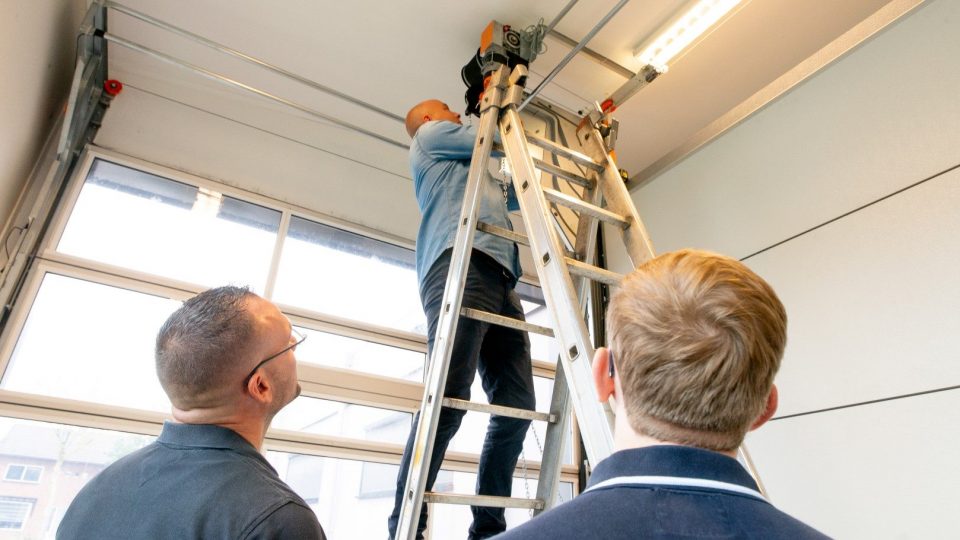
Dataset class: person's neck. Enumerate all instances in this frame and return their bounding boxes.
[171,406,267,450]
[613,409,738,459]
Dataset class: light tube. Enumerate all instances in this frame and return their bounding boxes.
[634,0,744,68]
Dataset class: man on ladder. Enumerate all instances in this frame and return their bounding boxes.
[387,98,536,540]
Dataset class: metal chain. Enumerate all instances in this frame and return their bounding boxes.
[518,420,566,518]
[518,427,533,516]
[529,422,564,505]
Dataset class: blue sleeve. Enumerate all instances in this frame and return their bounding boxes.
[418,121,478,160]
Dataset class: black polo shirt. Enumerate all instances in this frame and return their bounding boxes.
[57,422,325,540]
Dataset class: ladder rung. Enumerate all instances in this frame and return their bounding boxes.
[532,158,594,189]
[565,258,624,287]
[525,133,604,172]
[442,398,556,423]
[477,221,577,261]
[477,221,528,246]
[424,492,545,510]
[542,188,629,228]
[461,308,555,337]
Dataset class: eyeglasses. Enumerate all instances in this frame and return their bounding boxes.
[608,350,616,378]
[244,328,307,385]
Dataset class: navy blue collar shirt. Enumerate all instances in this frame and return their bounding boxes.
[494,445,830,539]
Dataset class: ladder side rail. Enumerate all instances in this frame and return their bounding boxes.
[534,225,613,516]
[535,175,606,513]
[394,67,508,540]
[500,105,615,466]
[576,123,769,494]
[577,126,656,265]
[531,360,570,514]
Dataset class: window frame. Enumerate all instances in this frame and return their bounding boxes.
[0,147,583,530]
[3,464,43,484]
[0,496,35,530]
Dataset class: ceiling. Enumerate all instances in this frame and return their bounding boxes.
[101,0,894,190]
[95,0,888,192]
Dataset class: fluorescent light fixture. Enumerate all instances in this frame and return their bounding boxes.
[634,0,744,68]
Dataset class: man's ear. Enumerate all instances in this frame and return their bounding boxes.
[422,114,431,124]
[749,384,778,431]
[592,347,615,402]
[246,372,273,406]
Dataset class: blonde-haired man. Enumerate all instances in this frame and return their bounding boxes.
[495,249,828,539]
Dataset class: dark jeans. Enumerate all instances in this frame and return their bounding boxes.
[388,249,536,540]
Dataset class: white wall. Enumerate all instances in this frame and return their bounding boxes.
[609,0,960,537]
[0,0,89,231]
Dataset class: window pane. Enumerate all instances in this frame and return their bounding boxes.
[447,376,574,465]
[430,471,576,537]
[1,274,177,412]
[0,497,34,530]
[517,281,556,363]
[0,417,153,536]
[22,467,41,483]
[4,466,23,481]
[294,327,424,382]
[265,452,400,540]
[273,217,425,334]
[271,397,411,444]
[57,159,281,292]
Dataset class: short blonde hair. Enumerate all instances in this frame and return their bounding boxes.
[606,249,787,451]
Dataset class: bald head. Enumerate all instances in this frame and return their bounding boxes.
[405,99,462,138]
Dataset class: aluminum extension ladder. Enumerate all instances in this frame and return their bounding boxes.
[394,63,657,540]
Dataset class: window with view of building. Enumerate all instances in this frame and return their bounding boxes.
[0,496,35,530]
[0,417,153,536]
[3,465,43,483]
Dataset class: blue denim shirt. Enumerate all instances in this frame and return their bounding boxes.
[411,120,521,287]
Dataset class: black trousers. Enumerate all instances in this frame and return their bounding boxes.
[388,250,536,540]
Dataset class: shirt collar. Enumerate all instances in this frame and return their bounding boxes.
[157,421,265,462]
[588,445,761,494]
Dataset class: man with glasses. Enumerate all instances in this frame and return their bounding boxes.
[57,286,326,539]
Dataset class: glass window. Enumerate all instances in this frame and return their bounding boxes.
[3,466,23,481]
[266,452,401,540]
[57,159,281,292]
[447,376,575,465]
[429,471,576,537]
[0,497,34,530]
[271,397,411,444]
[516,281,555,363]
[273,217,425,334]
[0,417,153,536]
[1,274,179,412]
[265,451,562,540]
[294,327,424,382]
[3,464,43,483]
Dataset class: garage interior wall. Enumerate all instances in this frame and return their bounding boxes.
[605,0,959,537]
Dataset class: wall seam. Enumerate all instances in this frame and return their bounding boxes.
[740,161,960,262]
[772,384,960,421]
